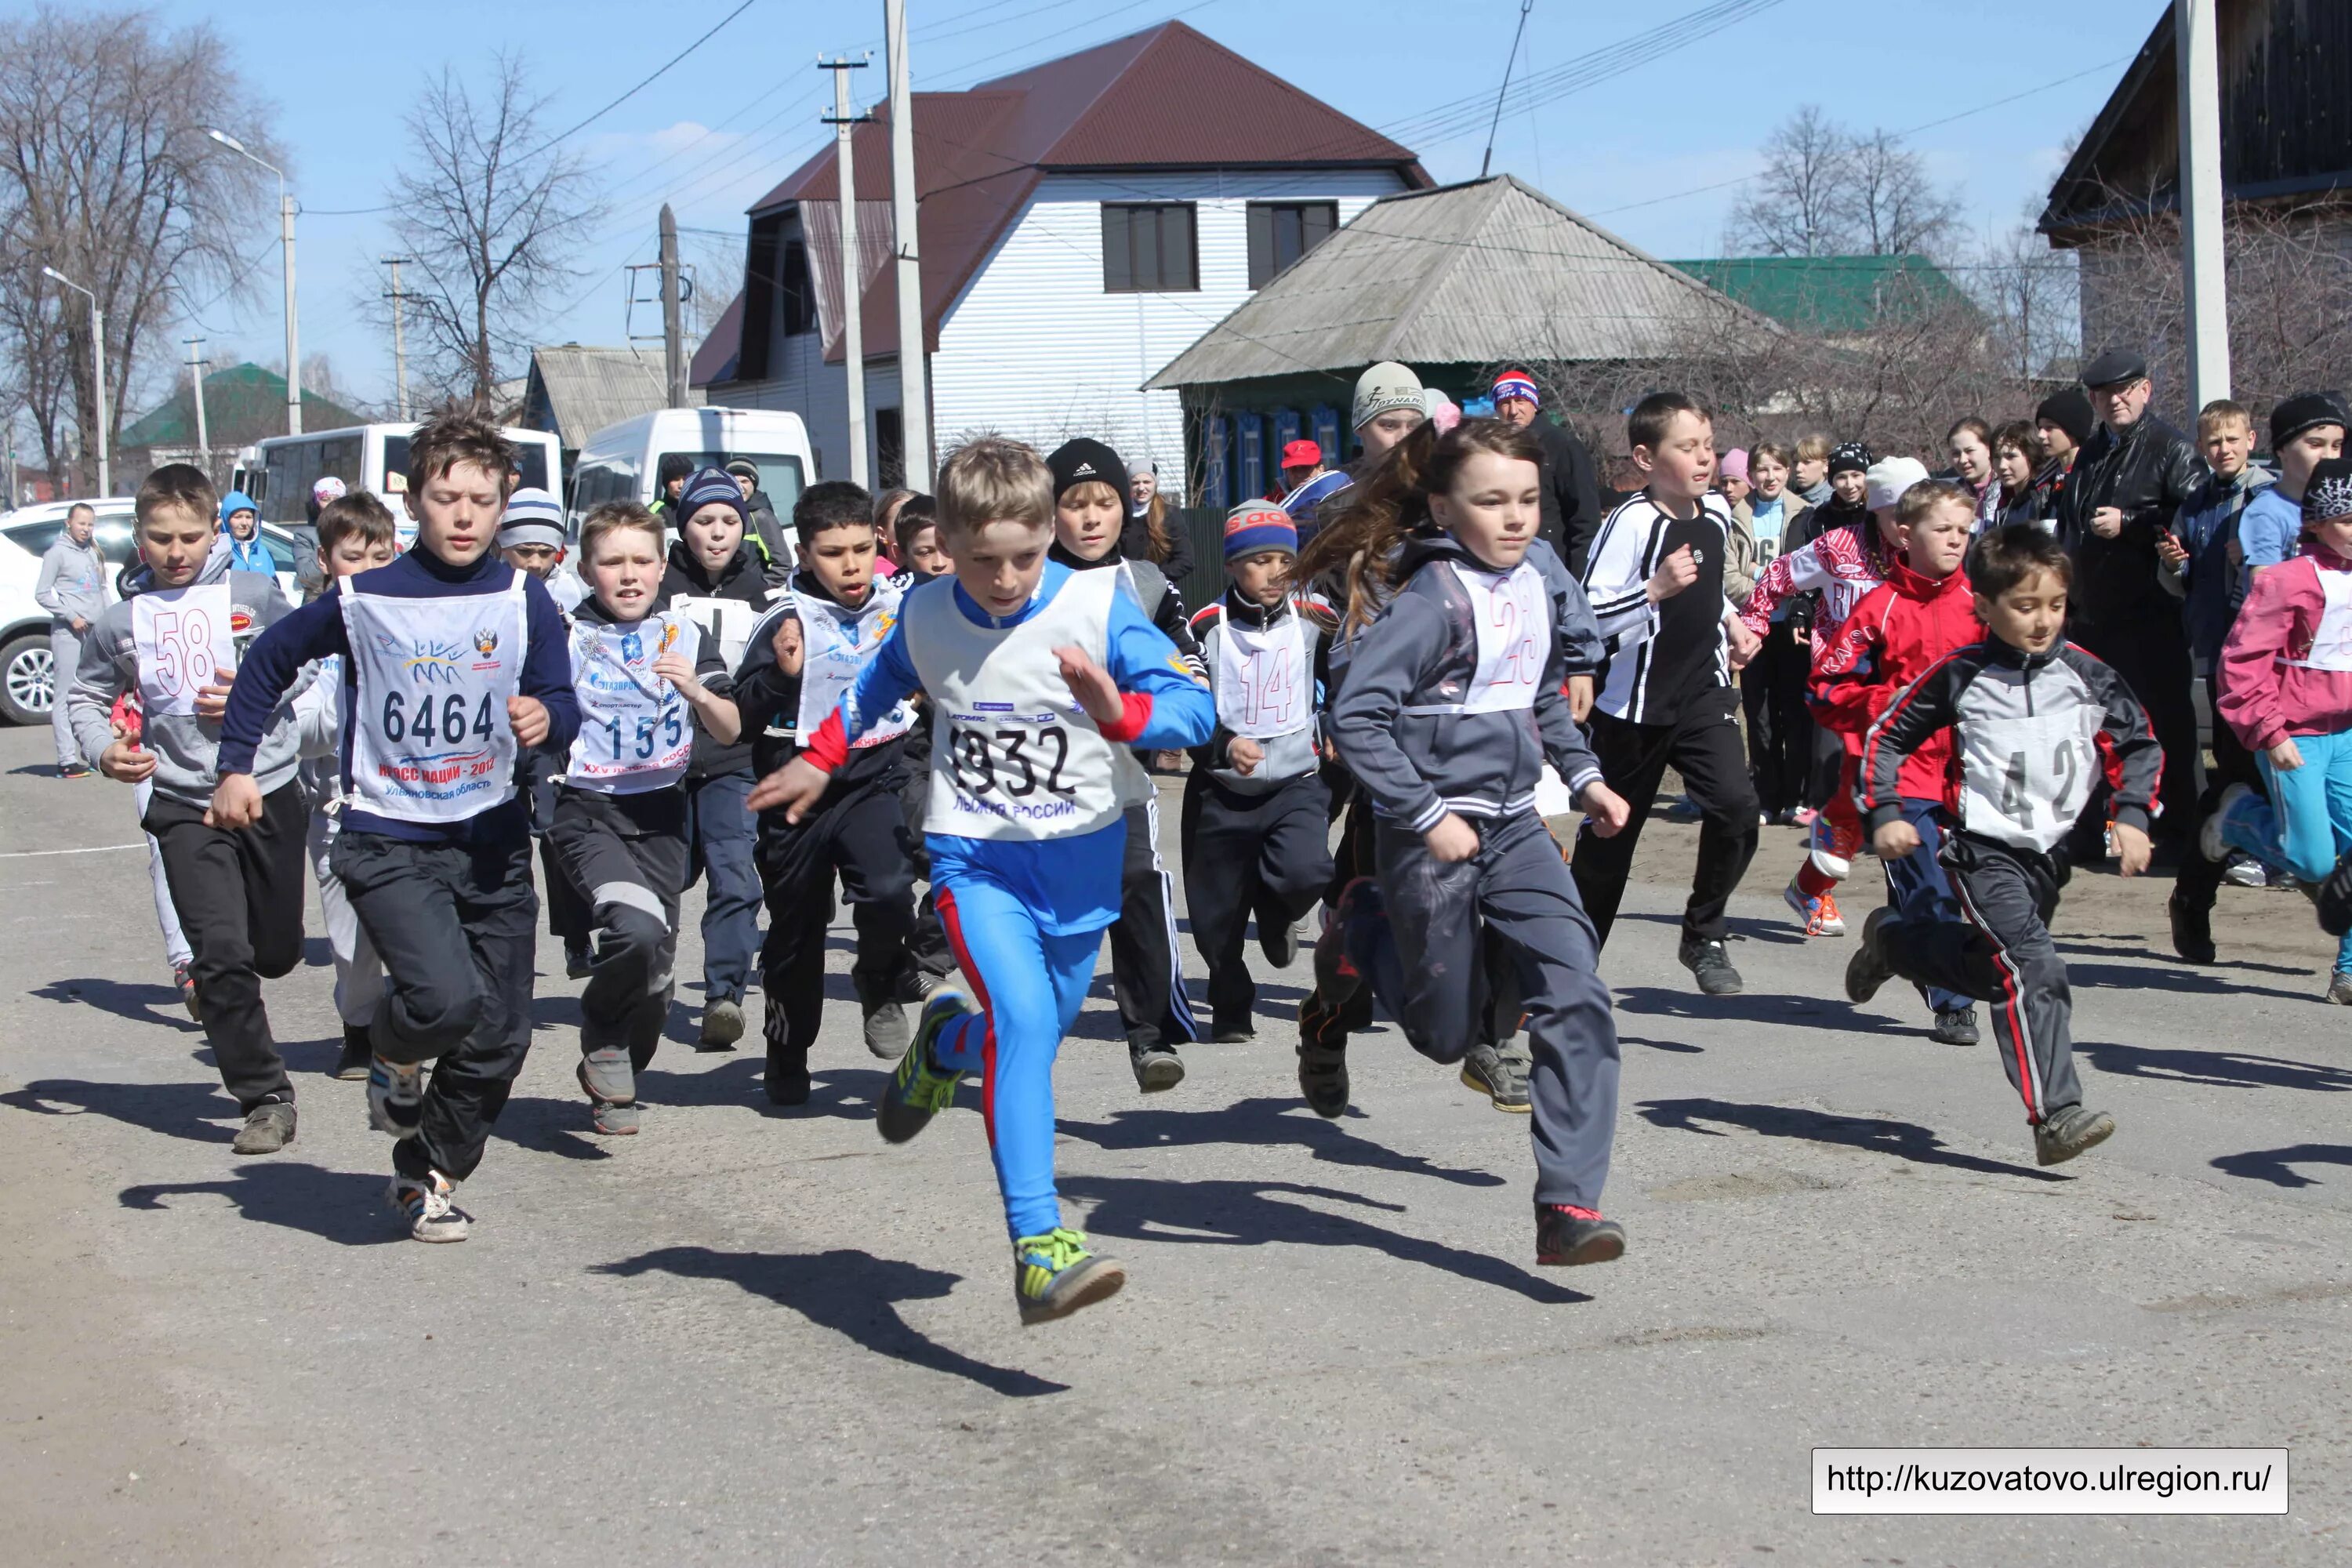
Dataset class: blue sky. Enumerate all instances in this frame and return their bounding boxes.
[139,0,2165,412]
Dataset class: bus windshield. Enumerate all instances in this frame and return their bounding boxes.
[657,451,805,513]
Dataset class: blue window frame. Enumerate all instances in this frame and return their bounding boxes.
[1237,412,1265,502]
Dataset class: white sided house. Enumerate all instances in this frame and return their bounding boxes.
[689,22,1428,495]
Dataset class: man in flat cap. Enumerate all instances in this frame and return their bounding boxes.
[2055,347,2201,859]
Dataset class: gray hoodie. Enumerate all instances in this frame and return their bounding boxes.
[1330,531,1602,833]
[34,533,111,628]
[1189,588,1327,794]
[67,550,304,806]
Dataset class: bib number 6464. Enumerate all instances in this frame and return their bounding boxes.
[383,691,495,746]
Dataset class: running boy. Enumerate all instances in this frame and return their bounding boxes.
[499,488,596,977]
[1845,524,2152,1166]
[750,436,1213,1323]
[67,463,309,1152]
[1182,503,1333,1041]
[292,489,398,1080]
[1575,391,1763,994]
[553,501,739,1131]
[216,412,582,1242]
[730,480,921,1103]
[1809,480,1983,1044]
[1329,419,1633,1265]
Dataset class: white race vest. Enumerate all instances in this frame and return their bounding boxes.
[1212,603,1310,740]
[340,572,530,823]
[132,583,238,717]
[2281,566,2352,672]
[1958,709,2097,848]
[671,593,767,670]
[1403,561,1549,715]
[793,580,915,746]
[565,611,694,793]
[901,569,1146,840]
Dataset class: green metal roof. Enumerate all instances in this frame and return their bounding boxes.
[1662,255,1971,333]
[119,362,368,448]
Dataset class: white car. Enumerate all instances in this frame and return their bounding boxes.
[0,499,304,725]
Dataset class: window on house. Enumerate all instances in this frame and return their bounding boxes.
[875,407,905,489]
[779,239,817,336]
[1102,203,1198,292]
[1247,202,1338,289]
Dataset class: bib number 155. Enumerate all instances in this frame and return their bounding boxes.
[948,724,1074,797]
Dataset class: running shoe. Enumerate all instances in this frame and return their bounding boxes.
[2168,887,2217,965]
[1815,888,1846,935]
[173,962,200,1022]
[877,989,973,1143]
[589,1098,641,1135]
[765,1044,811,1108]
[1459,1041,1530,1113]
[2328,971,2352,1007]
[2223,854,2267,889]
[1295,996,1351,1120]
[2321,850,2352,937]
[388,1169,470,1243]
[2034,1105,2115,1167]
[332,1024,373,1081]
[1013,1228,1126,1325]
[366,1054,423,1139]
[1677,935,1743,996]
[699,997,744,1051]
[1664,795,1702,823]
[1807,814,1857,879]
[862,997,910,1059]
[1210,1018,1256,1044]
[1929,1007,1980,1046]
[1790,807,1818,829]
[1130,1042,1185,1094]
[58,761,93,779]
[230,1099,296,1155]
[1534,1202,1626,1266]
[576,1047,635,1109]
[1844,907,1897,1004]
[2200,782,2256,864]
[1313,879,1372,1008]
[1783,875,1835,938]
[564,941,593,980]
[1259,910,1301,969]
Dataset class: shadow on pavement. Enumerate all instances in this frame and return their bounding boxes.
[1635,1098,2065,1181]
[2209,1143,2352,1189]
[1,1076,236,1144]
[2077,1040,2352,1094]
[1615,985,1909,1036]
[593,1246,1067,1398]
[28,976,200,1033]
[1616,910,1806,947]
[2067,961,2318,1006]
[1062,1174,1592,1305]
[119,1161,401,1246]
[1056,1095,1506,1188]
[2056,938,2311,976]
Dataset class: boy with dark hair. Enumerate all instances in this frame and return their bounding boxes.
[68,464,310,1151]
[1846,524,2154,1167]
[2237,393,2347,575]
[499,488,596,978]
[1574,391,1763,994]
[1182,503,1333,1041]
[215,411,582,1241]
[729,477,923,1103]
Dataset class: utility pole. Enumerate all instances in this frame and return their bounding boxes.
[2177,0,2230,408]
[382,256,413,421]
[822,53,873,488]
[884,0,929,489]
[185,337,210,479]
[659,204,688,407]
[206,131,300,433]
[42,267,105,496]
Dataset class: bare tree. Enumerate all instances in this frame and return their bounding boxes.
[1846,131,1963,258]
[1725,107,1856,258]
[688,235,742,346]
[0,5,277,493]
[383,56,606,406]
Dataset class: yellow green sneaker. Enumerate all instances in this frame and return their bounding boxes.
[1013,1227,1126,1325]
[877,989,973,1144]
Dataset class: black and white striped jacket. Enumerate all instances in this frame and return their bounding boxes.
[1581,491,1740,724]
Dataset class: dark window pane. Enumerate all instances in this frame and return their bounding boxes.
[1102,206,1131,292]
[1275,206,1303,273]
[1247,204,1273,289]
[1134,208,1159,291]
[1303,203,1335,252]
[1162,204,1194,290]
[1104,204,1196,292]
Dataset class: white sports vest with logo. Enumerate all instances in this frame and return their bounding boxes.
[565,611,694,793]
[339,572,529,824]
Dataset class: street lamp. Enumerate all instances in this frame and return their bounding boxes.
[42,265,107,498]
[207,127,302,436]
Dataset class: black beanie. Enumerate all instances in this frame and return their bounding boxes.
[2034,387,2095,448]
[2270,392,2350,452]
[1047,437,1131,506]
[1828,441,1871,478]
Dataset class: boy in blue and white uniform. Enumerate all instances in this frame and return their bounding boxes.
[752,436,1213,1324]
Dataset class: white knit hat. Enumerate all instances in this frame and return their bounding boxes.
[1864,456,1930,513]
[498,487,566,550]
[1352,361,1425,430]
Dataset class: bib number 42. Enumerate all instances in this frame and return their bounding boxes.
[948,724,1074,798]
[383,691,495,747]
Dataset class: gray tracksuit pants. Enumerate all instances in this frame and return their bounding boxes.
[549,789,688,1076]
[1373,810,1621,1210]
[1877,829,2083,1124]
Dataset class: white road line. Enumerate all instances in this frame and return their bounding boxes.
[0,842,146,858]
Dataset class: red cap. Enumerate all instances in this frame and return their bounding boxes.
[1279,439,1324,470]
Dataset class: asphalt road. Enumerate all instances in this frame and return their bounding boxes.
[3,720,2348,1566]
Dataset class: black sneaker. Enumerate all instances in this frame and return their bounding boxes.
[1677,935,1743,996]
[1258,911,1300,969]
[1130,1041,1185,1094]
[1210,1018,1255,1044]
[230,1099,296,1155]
[1929,1007,1980,1046]
[765,1046,811,1107]
[564,942,593,980]
[331,1024,373,1081]
[2168,888,2217,965]
[2034,1104,2115,1167]
[2321,849,2352,937]
[1534,1201,1625,1266]
[1459,1042,1530,1112]
[1844,907,1897,1004]
[1295,996,1350,1119]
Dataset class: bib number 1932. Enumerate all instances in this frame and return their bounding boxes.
[948,724,1073,797]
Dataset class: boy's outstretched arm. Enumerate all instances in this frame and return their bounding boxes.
[746,617,923,819]
[1097,590,1213,749]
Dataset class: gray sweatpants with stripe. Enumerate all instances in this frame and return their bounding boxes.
[1373,810,1621,1210]
[549,787,688,1073]
[1877,829,2082,1124]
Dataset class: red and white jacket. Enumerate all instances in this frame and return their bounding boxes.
[1810,556,1979,797]
[1738,510,1900,654]
[2218,540,2352,750]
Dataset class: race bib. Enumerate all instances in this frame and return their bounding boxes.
[1213,607,1309,739]
[792,583,913,747]
[132,583,239,717]
[1958,709,2097,847]
[567,612,694,793]
[672,593,765,670]
[1460,563,1548,713]
[2282,568,2352,672]
[341,575,528,823]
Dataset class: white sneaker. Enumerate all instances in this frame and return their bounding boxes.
[366,1054,423,1140]
[2201,782,2255,864]
[388,1171,470,1243]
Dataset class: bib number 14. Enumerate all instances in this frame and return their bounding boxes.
[383,691,495,747]
[949,724,1073,797]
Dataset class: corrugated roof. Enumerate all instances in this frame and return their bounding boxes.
[523,345,702,446]
[699,20,1429,382]
[118,362,368,448]
[1664,255,1970,335]
[1145,176,1762,389]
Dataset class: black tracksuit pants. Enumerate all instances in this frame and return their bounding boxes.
[1181,768,1334,1034]
[897,747,954,988]
[2175,662,2263,915]
[1876,829,2085,1125]
[756,772,919,1062]
[1108,795,1198,1052]
[1373,811,1620,1209]
[549,788,688,1073]
[330,825,538,1183]
[1741,621,1814,817]
[1572,689,1761,948]
[145,783,308,1111]
[2074,619,2198,844]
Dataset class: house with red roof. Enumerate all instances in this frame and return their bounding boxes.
[688,22,1428,494]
